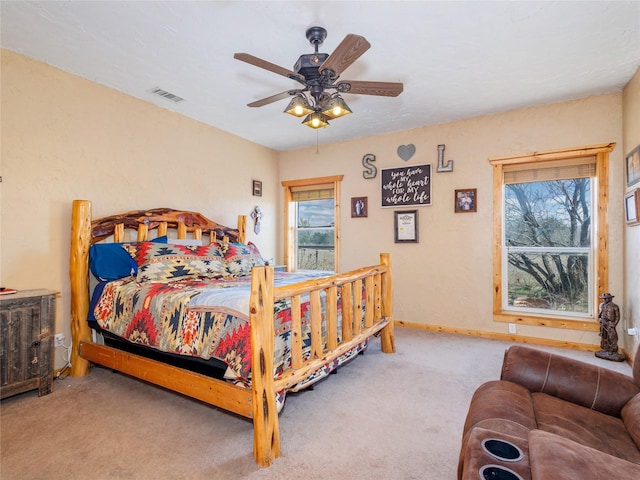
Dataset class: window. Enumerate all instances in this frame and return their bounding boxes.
[296,196,334,271]
[490,143,614,330]
[282,175,343,272]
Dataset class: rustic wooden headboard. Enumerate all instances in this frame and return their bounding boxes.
[69,199,247,376]
[88,206,245,244]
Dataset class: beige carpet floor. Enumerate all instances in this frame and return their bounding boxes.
[1,328,632,480]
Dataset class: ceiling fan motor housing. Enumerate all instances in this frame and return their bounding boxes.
[294,53,329,80]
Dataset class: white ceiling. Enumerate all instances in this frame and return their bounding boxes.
[1,1,639,151]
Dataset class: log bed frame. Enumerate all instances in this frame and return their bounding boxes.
[69,199,395,467]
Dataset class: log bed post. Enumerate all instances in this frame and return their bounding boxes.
[237,215,247,244]
[249,264,280,466]
[69,200,93,377]
[380,253,395,354]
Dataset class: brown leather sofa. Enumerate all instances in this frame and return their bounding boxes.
[458,345,640,480]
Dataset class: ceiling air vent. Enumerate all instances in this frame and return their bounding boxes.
[147,87,185,103]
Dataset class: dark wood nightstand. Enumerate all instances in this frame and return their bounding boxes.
[1,289,57,399]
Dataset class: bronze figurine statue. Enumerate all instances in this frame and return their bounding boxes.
[595,293,625,362]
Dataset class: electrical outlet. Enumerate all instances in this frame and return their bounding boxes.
[54,333,65,347]
[508,323,517,334]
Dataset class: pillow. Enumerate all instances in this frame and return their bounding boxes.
[170,238,203,246]
[122,242,227,282]
[89,236,167,281]
[220,241,265,277]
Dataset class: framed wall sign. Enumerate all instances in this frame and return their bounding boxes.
[454,188,477,213]
[351,197,368,218]
[626,145,640,187]
[394,210,418,243]
[381,164,431,207]
[625,188,640,226]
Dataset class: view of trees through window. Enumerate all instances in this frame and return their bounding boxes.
[504,178,593,314]
[296,198,335,271]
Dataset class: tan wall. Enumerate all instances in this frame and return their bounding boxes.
[1,48,631,368]
[279,93,625,347]
[623,67,640,358]
[1,50,279,368]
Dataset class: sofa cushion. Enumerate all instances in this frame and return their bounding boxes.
[529,430,640,480]
[621,393,640,450]
[533,392,640,463]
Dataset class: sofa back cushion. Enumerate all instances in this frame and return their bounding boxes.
[501,346,639,417]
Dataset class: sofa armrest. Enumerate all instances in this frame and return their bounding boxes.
[500,345,639,417]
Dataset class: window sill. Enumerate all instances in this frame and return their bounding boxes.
[493,312,599,331]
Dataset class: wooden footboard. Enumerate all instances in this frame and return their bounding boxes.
[69,200,394,467]
[249,254,394,465]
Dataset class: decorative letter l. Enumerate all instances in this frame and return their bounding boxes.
[437,144,454,172]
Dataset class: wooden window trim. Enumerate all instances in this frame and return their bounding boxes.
[282,175,343,272]
[489,143,615,331]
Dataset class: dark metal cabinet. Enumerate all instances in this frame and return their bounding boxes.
[1,290,56,399]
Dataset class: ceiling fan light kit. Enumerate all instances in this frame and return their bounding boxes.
[302,112,330,129]
[284,95,314,117]
[234,26,403,130]
[322,95,352,119]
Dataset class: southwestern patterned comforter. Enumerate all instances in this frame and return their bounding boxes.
[91,271,367,391]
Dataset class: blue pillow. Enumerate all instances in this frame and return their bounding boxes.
[89,236,167,281]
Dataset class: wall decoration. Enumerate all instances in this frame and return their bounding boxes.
[381,164,431,207]
[454,188,477,213]
[251,205,263,234]
[397,144,416,162]
[436,144,454,172]
[394,210,418,243]
[252,180,262,197]
[351,197,368,218]
[362,153,377,179]
[626,145,640,187]
[625,188,640,226]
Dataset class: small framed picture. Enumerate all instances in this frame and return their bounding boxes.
[351,197,368,218]
[252,180,262,197]
[394,210,418,243]
[625,188,640,226]
[454,188,477,213]
[626,145,640,187]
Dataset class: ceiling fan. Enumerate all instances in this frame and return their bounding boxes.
[234,26,404,129]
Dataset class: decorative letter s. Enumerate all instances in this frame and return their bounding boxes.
[362,154,377,179]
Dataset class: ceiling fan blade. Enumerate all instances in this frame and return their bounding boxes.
[319,34,371,78]
[234,53,305,83]
[247,91,296,108]
[337,80,404,97]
